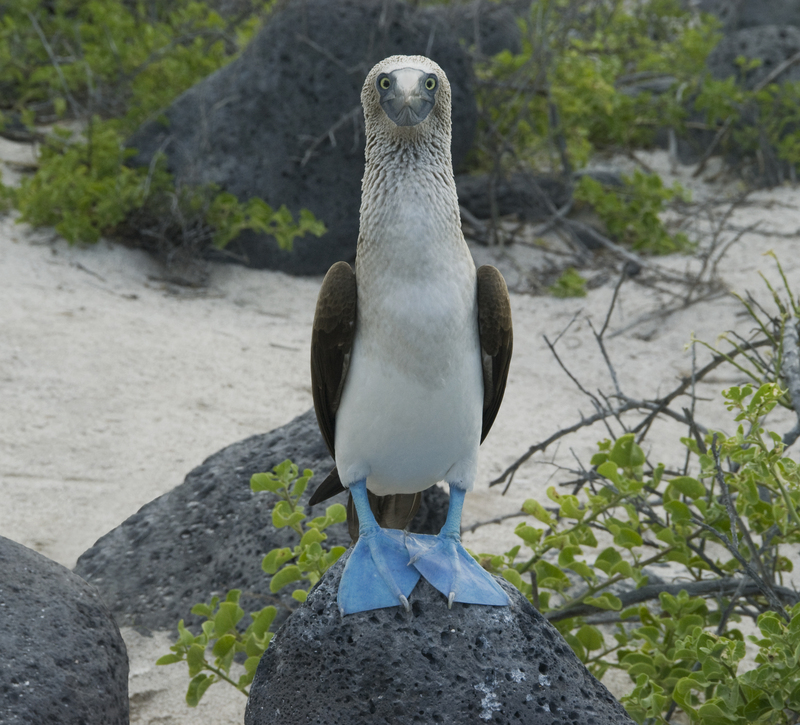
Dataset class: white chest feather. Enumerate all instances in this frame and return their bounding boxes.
[334,163,483,495]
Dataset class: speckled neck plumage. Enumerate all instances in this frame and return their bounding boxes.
[357,55,468,286]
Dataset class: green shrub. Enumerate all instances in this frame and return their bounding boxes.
[574,170,692,254]
[548,267,587,297]
[12,121,168,244]
[0,0,325,260]
[472,0,721,172]
[480,380,800,724]
[158,460,346,705]
[0,0,269,129]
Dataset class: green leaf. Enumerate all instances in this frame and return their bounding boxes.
[186,643,207,677]
[515,522,543,545]
[190,603,214,618]
[300,528,326,547]
[261,547,294,575]
[584,593,622,611]
[522,499,555,526]
[322,546,347,570]
[212,634,237,659]
[292,589,309,602]
[156,653,183,665]
[270,565,303,593]
[250,472,282,493]
[610,434,645,468]
[291,474,309,497]
[502,568,523,589]
[610,560,635,579]
[597,460,622,486]
[186,673,214,707]
[534,560,571,591]
[325,503,347,525]
[214,601,244,634]
[594,547,622,574]
[177,620,195,647]
[271,500,293,527]
[670,476,706,499]
[250,606,277,638]
[613,528,642,549]
[577,624,604,651]
[548,267,587,298]
[665,500,692,521]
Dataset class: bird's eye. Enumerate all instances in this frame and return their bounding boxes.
[379,77,391,90]
[425,77,436,91]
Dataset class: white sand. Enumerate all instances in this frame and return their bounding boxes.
[2,141,799,723]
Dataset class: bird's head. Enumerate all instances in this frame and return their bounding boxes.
[361,55,451,144]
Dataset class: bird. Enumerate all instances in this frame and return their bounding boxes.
[309,55,512,616]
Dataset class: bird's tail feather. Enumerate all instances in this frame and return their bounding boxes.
[309,466,422,542]
[347,489,422,543]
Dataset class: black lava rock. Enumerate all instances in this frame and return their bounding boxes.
[127,0,478,275]
[245,553,634,725]
[697,0,800,32]
[74,409,447,632]
[0,537,129,725]
[456,173,571,222]
[438,0,524,57]
[706,25,800,89]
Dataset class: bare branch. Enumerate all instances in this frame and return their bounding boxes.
[299,105,361,167]
[27,11,83,118]
[548,577,799,623]
[782,319,800,446]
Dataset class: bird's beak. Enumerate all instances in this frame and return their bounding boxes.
[380,69,435,127]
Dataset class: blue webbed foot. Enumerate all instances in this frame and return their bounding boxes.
[405,532,509,607]
[338,527,421,615]
[338,481,421,616]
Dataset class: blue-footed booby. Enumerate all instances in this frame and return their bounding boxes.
[309,55,512,615]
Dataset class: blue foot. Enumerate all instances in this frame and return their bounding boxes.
[406,532,509,607]
[338,482,421,616]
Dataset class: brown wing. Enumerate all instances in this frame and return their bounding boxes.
[309,262,356,505]
[477,265,513,442]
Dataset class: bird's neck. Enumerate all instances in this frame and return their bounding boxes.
[357,136,466,278]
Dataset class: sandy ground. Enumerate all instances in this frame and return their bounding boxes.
[2,139,800,723]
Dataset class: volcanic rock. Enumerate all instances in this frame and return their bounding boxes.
[0,536,129,725]
[127,0,478,275]
[245,552,635,725]
[74,409,447,632]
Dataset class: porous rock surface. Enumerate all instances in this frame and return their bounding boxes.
[696,0,800,32]
[245,553,634,725]
[127,0,478,275]
[456,173,570,223]
[74,409,447,631]
[0,536,129,725]
[706,25,800,89]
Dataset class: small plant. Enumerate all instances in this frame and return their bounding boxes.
[12,121,171,244]
[548,267,587,298]
[482,258,800,723]
[250,460,347,603]
[483,383,800,723]
[157,460,346,706]
[8,118,325,255]
[155,590,276,704]
[574,170,692,255]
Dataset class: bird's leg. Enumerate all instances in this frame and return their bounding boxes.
[405,485,509,608]
[337,480,421,616]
